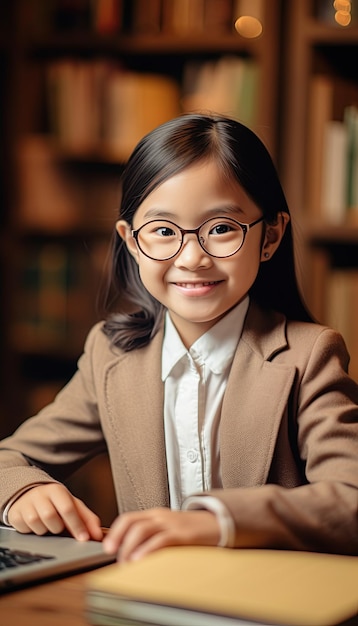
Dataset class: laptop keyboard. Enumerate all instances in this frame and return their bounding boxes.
[0,547,55,570]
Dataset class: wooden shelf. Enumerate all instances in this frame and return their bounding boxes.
[28,32,261,56]
[305,223,358,245]
[304,21,358,43]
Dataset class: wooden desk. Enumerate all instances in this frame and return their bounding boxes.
[0,573,90,626]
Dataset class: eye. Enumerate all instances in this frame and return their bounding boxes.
[209,221,238,235]
[211,224,231,235]
[155,226,176,237]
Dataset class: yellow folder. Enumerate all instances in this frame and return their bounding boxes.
[86,547,358,626]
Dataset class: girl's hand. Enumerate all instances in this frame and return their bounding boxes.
[102,507,220,562]
[7,483,103,542]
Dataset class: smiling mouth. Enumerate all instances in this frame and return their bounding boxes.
[174,281,221,288]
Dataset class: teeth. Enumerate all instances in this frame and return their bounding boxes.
[177,282,216,288]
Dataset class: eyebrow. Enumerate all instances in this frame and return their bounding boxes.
[142,205,247,221]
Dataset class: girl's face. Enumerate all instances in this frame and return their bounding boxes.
[117,160,287,348]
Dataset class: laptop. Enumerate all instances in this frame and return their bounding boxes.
[0,525,115,592]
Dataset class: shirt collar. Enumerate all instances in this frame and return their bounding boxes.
[162,297,249,380]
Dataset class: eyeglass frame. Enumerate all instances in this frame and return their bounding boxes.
[131,215,265,261]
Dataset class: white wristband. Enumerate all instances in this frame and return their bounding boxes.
[182,495,236,548]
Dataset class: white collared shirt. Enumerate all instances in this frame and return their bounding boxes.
[162,297,249,543]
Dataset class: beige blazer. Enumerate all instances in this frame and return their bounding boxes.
[1,303,358,554]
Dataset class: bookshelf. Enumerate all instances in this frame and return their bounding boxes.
[0,0,282,435]
[281,0,358,381]
[0,0,282,522]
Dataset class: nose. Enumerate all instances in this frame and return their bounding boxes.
[173,233,212,270]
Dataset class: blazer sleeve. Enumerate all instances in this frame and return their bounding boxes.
[207,327,358,555]
[0,323,108,517]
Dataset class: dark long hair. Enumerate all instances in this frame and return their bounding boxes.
[103,114,312,351]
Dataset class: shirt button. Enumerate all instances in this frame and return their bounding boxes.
[187,449,198,463]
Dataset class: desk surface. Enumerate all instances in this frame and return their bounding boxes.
[0,574,89,626]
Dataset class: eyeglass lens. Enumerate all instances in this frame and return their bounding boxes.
[135,218,246,260]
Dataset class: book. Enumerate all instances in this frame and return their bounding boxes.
[131,0,162,33]
[325,268,358,383]
[103,69,181,159]
[14,243,69,350]
[182,56,259,130]
[237,59,260,129]
[345,105,358,218]
[203,0,233,33]
[320,120,348,223]
[13,243,96,354]
[92,0,123,34]
[319,105,358,224]
[305,75,334,220]
[16,135,83,231]
[46,59,107,153]
[85,546,358,626]
[162,0,205,34]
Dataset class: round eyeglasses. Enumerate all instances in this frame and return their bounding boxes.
[131,216,264,261]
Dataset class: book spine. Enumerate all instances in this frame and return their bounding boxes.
[305,75,334,219]
[203,0,234,33]
[325,268,358,382]
[182,57,259,129]
[91,0,123,34]
[320,120,348,223]
[344,105,358,219]
[162,0,205,34]
[14,243,96,353]
[131,0,162,33]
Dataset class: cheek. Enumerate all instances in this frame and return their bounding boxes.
[227,249,261,287]
[232,266,257,287]
[137,260,167,294]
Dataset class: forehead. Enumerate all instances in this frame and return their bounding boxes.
[134,161,258,223]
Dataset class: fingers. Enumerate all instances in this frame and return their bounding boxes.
[9,495,64,536]
[8,484,103,542]
[103,510,173,562]
[103,508,220,563]
[73,497,104,541]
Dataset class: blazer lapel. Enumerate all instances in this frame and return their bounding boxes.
[220,304,297,487]
[104,329,170,509]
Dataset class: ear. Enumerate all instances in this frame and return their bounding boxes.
[116,220,139,263]
[261,212,290,262]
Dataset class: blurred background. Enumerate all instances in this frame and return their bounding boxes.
[0,0,357,525]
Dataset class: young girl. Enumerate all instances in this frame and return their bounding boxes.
[1,114,357,562]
